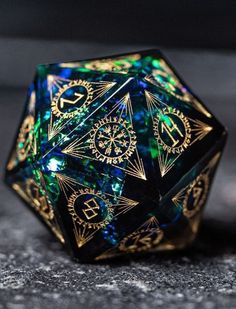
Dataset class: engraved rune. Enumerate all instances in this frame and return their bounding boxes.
[192,186,203,208]
[128,232,152,250]
[161,116,184,147]
[82,198,100,220]
[60,92,84,109]
[134,233,152,247]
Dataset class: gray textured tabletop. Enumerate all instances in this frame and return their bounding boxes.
[0,40,235,309]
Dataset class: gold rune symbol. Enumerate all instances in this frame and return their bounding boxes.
[95,217,163,260]
[82,198,100,220]
[127,232,153,251]
[161,116,184,148]
[51,79,94,118]
[154,107,191,154]
[59,92,84,109]
[192,186,203,208]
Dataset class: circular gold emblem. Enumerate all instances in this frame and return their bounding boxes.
[89,116,136,164]
[119,228,163,253]
[68,188,114,229]
[17,115,35,161]
[51,80,93,118]
[183,173,209,218]
[154,107,191,154]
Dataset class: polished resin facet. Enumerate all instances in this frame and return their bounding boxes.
[5,50,227,261]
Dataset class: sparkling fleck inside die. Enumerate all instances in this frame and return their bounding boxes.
[5,50,227,261]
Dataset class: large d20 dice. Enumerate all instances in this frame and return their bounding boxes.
[5,50,227,261]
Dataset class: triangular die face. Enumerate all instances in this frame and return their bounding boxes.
[172,152,221,219]
[58,50,211,119]
[54,172,139,249]
[47,75,117,141]
[58,53,142,74]
[144,59,211,118]
[145,89,214,178]
[9,168,64,244]
[60,92,146,180]
[95,216,163,260]
[40,73,133,161]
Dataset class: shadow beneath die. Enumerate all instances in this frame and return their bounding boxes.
[150,218,236,263]
[191,218,236,256]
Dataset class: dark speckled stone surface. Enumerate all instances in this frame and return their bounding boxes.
[0,42,235,308]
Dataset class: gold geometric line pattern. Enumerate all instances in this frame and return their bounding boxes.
[112,195,139,216]
[145,90,214,177]
[47,75,71,97]
[172,152,221,215]
[144,90,168,119]
[61,133,146,180]
[57,53,141,72]
[190,118,213,143]
[95,248,122,261]
[157,117,213,177]
[145,91,178,177]
[48,115,65,140]
[125,152,146,180]
[43,77,133,158]
[158,152,181,178]
[58,176,138,246]
[61,92,146,180]
[144,58,212,118]
[91,81,116,100]
[139,216,160,229]
[55,173,139,249]
[16,114,35,162]
[95,216,163,261]
[118,93,133,126]
[172,186,186,208]
[55,172,78,200]
[11,181,65,244]
[47,79,117,141]
[73,220,97,248]
[34,172,65,244]
[103,93,133,126]
[47,75,86,140]
[61,132,91,158]
[55,172,139,212]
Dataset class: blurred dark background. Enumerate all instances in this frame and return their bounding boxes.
[1,0,236,49]
[0,2,236,309]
